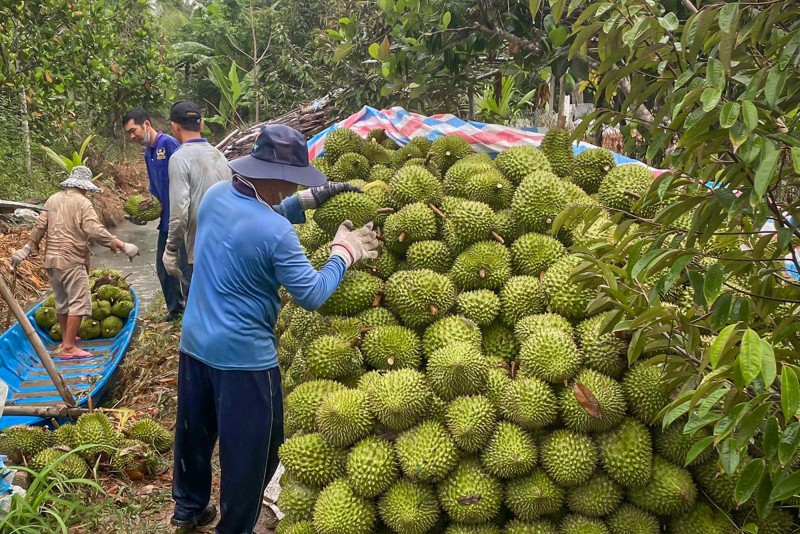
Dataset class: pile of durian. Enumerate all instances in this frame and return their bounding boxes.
[0,412,173,479]
[33,269,135,341]
[273,128,798,534]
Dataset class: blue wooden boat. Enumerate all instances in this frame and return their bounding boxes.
[0,288,139,429]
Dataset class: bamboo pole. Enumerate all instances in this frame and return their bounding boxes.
[2,405,88,418]
[0,276,76,407]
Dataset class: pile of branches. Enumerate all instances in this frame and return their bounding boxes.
[216,95,339,161]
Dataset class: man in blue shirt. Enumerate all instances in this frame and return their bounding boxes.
[122,107,189,322]
[170,124,379,533]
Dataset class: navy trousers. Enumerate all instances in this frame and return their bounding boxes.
[172,352,284,534]
[156,231,190,317]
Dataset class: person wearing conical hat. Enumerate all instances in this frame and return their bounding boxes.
[11,166,140,359]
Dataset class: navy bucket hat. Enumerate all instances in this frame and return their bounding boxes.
[228,124,327,187]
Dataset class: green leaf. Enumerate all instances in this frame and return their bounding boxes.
[761,339,776,387]
[550,0,567,23]
[549,25,569,48]
[688,270,707,307]
[791,147,800,174]
[685,436,715,467]
[704,263,724,304]
[378,37,391,61]
[729,123,748,153]
[782,366,800,422]
[755,474,773,520]
[706,58,725,90]
[710,292,733,330]
[765,67,787,108]
[368,43,380,60]
[529,0,542,19]
[332,43,355,62]
[735,459,765,505]
[701,87,722,112]
[658,12,678,32]
[442,11,451,28]
[739,329,764,387]
[754,143,780,201]
[719,438,741,476]
[719,2,739,33]
[769,470,800,502]
[736,403,774,449]
[720,102,740,129]
[763,416,781,462]
[779,423,800,466]
[778,228,793,253]
[742,100,759,131]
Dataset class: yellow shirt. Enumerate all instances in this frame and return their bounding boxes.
[28,188,118,270]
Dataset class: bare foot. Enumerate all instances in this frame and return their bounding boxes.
[59,348,92,360]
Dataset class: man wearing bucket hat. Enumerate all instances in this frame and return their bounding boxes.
[11,166,140,359]
[170,124,377,532]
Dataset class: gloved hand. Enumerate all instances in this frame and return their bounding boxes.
[122,242,140,261]
[163,247,183,278]
[11,244,31,269]
[330,220,379,268]
[124,214,148,226]
[298,182,362,210]
[139,195,156,210]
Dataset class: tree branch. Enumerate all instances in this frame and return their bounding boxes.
[681,0,699,14]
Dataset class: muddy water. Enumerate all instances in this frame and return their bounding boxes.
[89,219,162,314]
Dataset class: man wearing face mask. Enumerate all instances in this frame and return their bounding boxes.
[122,107,188,322]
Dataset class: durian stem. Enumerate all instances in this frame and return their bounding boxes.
[428,303,438,316]
[428,203,447,219]
[360,327,373,334]
[372,291,384,307]
[377,207,395,214]
[349,337,361,349]
[510,361,518,379]
[387,355,396,366]
[623,190,641,200]
[491,231,505,245]
[478,268,487,278]
[398,232,407,242]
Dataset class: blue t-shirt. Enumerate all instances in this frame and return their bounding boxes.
[179,181,348,371]
[144,132,180,231]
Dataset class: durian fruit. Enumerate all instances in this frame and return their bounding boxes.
[735,509,796,534]
[329,153,370,181]
[284,380,347,436]
[367,128,389,144]
[560,369,627,433]
[111,300,134,319]
[518,327,583,384]
[313,192,378,237]
[304,335,362,380]
[559,515,609,534]
[43,294,56,308]
[378,479,441,534]
[441,200,496,254]
[542,254,595,320]
[34,307,57,330]
[691,460,744,512]
[277,473,320,523]
[484,362,511,409]
[361,325,422,370]
[316,389,374,448]
[456,290,500,326]
[668,502,732,534]
[313,479,376,534]
[278,433,347,487]
[346,436,398,498]
[357,307,398,328]
[539,430,597,487]
[499,276,548,326]
[30,448,89,479]
[437,458,503,524]
[622,364,672,425]
[320,270,382,317]
[75,412,121,460]
[540,127,574,178]
[297,218,330,251]
[422,316,482,356]
[504,520,558,534]
[388,165,443,209]
[446,168,513,210]
[112,439,159,474]
[365,369,434,431]
[606,504,660,534]
[362,139,394,166]
[598,164,653,215]
[96,284,121,302]
[407,136,433,154]
[426,342,489,401]
[504,468,564,521]
[449,241,511,291]
[481,421,537,479]
[445,524,501,534]
[50,323,63,342]
[52,423,78,449]
[628,457,697,516]
[567,473,624,517]
[481,322,518,361]
[406,240,452,273]
[443,159,495,196]
[510,233,567,276]
[369,165,394,183]
[492,209,523,244]
[392,144,426,168]
[514,313,572,345]
[385,269,456,328]
[653,419,713,467]
[510,171,565,233]
[2,425,54,457]
[91,300,112,321]
[573,148,616,194]
[101,315,124,338]
[494,146,553,185]
[576,313,627,378]
[430,135,472,173]
[596,418,653,488]
[499,377,559,430]
[403,158,442,180]
[276,521,314,534]
[323,128,364,164]
[123,194,162,221]
[126,417,174,453]
[395,420,460,483]
[383,203,439,254]
[444,395,497,453]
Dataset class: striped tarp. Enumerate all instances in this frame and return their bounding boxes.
[307,106,666,177]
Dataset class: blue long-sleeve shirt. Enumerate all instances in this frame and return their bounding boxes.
[179,180,348,371]
[144,131,180,232]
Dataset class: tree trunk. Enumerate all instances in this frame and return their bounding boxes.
[557,75,567,128]
[19,87,32,182]
[250,0,260,124]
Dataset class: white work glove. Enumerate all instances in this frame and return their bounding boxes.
[121,242,140,261]
[330,220,379,268]
[11,244,31,269]
[163,247,183,278]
